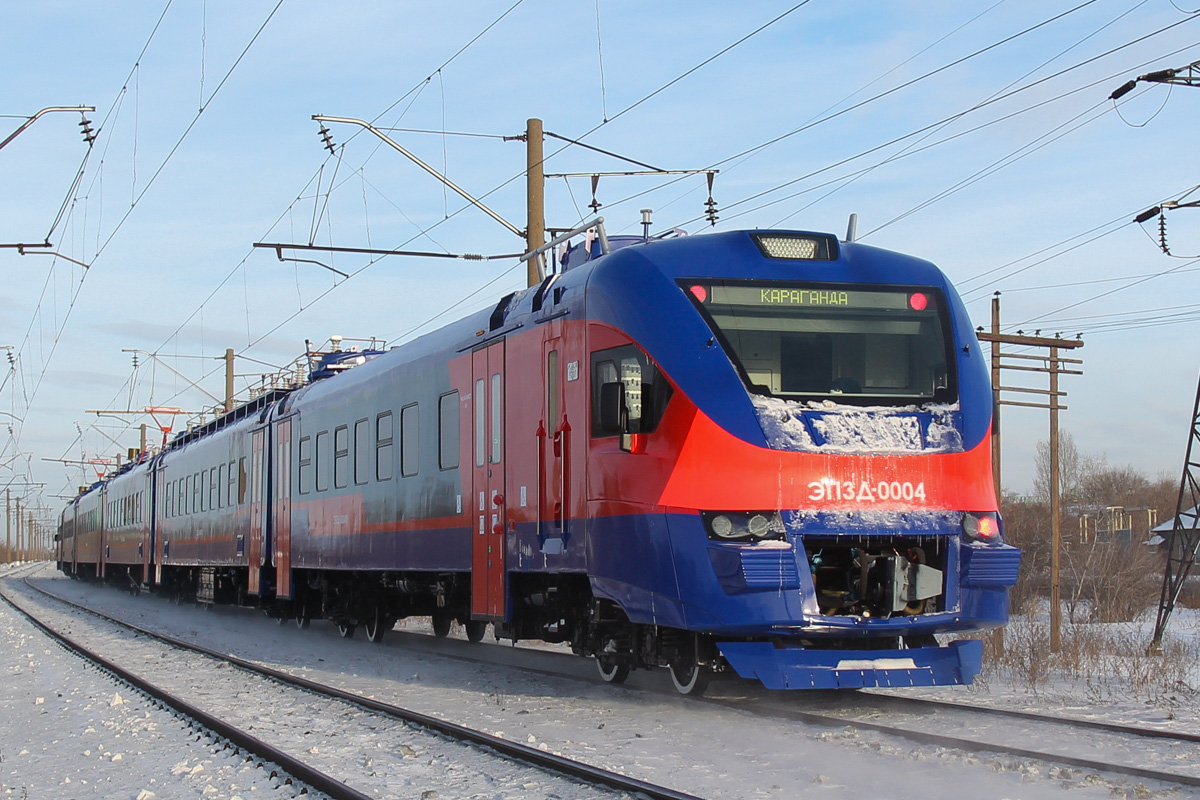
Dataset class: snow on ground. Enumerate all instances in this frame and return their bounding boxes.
[5,563,1200,800]
[0,572,315,798]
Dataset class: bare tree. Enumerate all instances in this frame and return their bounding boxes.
[1013,433,1174,622]
[1033,430,1088,504]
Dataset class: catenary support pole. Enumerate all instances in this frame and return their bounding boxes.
[526,118,545,288]
[225,348,235,413]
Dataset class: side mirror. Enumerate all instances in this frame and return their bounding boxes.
[599,381,626,434]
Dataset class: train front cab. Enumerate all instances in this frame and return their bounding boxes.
[574,230,1021,690]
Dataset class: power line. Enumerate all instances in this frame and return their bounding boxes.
[681,15,1200,230]
[1012,255,1200,329]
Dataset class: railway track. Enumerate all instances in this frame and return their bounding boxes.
[392,628,1200,791]
[2,567,702,800]
[18,566,1200,797]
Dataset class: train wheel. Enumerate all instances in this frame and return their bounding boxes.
[364,607,390,644]
[294,609,311,630]
[668,659,709,696]
[464,620,487,643]
[337,621,356,639]
[596,655,630,685]
[432,615,452,638]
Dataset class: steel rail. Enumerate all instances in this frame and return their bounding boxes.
[701,696,1200,789]
[857,691,1200,745]
[0,580,373,800]
[24,569,1200,792]
[15,573,705,800]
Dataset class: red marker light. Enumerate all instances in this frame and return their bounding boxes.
[909,292,928,311]
[978,516,1000,540]
[689,285,708,303]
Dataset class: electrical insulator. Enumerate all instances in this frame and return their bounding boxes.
[318,124,336,154]
[589,174,602,213]
[1158,212,1170,255]
[132,353,139,369]
[704,171,719,226]
[78,117,96,146]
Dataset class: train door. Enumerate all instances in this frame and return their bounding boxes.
[540,338,568,553]
[470,340,507,619]
[273,417,293,599]
[247,426,268,596]
[98,491,107,579]
[142,470,154,586]
[153,465,166,584]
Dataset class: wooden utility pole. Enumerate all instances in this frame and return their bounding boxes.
[990,295,1002,503]
[977,293,1083,653]
[526,117,545,288]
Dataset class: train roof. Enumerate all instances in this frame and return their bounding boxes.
[571,229,948,286]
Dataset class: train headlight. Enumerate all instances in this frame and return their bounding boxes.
[711,515,736,538]
[702,511,785,543]
[962,512,1003,544]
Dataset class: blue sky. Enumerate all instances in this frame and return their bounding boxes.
[3,1,1199,515]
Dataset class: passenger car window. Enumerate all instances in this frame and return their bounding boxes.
[401,404,419,477]
[376,412,394,481]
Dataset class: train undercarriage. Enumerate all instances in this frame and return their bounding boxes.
[71,555,972,696]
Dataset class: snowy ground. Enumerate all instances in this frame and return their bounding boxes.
[1,569,319,799]
[5,562,1200,800]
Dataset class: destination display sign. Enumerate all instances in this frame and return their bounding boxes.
[705,284,926,311]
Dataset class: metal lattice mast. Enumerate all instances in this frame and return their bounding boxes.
[1148,372,1200,653]
[1114,61,1200,653]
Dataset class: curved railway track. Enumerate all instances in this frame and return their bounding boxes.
[15,566,1200,796]
[3,567,703,800]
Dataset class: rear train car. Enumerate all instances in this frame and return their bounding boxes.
[58,227,1019,694]
[101,458,153,590]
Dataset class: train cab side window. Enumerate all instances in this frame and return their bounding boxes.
[401,403,419,478]
[439,392,459,470]
[315,431,330,492]
[334,425,349,489]
[354,419,370,485]
[298,436,312,495]
[590,345,672,437]
[210,468,220,510]
[376,412,394,481]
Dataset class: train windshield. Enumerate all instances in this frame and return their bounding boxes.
[683,280,955,404]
